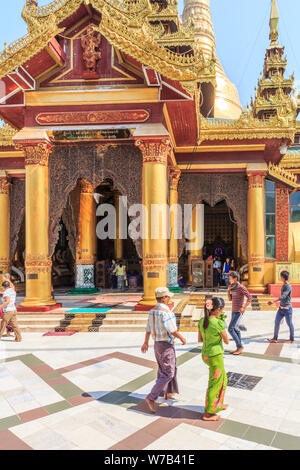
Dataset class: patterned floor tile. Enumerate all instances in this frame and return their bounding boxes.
[0,308,300,449]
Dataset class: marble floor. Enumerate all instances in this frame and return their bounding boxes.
[1,308,300,450]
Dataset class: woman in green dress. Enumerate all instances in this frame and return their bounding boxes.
[198,297,229,421]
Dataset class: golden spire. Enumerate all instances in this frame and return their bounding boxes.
[182,0,241,118]
[269,0,279,44]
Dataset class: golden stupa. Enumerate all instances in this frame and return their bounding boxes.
[182,0,242,119]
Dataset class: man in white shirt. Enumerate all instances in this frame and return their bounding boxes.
[141,287,186,413]
[0,281,22,342]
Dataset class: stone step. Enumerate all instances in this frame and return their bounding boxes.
[99,325,146,332]
[18,318,64,326]
[181,305,195,317]
[104,314,149,319]
[102,318,148,325]
[19,325,57,333]
[60,320,103,326]
[192,308,202,321]
[64,314,104,319]
[62,326,90,332]
[17,311,64,316]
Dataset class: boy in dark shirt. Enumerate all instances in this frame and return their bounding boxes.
[268,270,294,343]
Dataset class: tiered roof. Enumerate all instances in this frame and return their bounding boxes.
[14,0,216,96]
[251,0,297,121]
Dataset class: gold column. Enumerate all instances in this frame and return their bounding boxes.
[19,142,55,306]
[136,138,170,306]
[75,179,96,290]
[114,193,123,260]
[247,171,266,292]
[187,203,204,284]
[168,169,181,289]
[169,169,181,261]
[0,172,11,282]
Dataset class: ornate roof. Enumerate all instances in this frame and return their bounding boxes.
[251,0,296,122]
[198,109,296,145]
[4,0,216,96]
[0,19,62,80]
[268,162,298,188]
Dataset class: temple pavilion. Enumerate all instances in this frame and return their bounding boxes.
[0,0,299,310]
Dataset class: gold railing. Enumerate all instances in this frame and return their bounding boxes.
[24,0,67,16]
[0,33,33,63]
[0,123,18,146]
[101,15,200,68]
[268,162,298,187]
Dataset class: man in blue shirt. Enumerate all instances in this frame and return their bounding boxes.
[268,270,294,343]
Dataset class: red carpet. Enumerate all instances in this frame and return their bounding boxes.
[17,304,62,313]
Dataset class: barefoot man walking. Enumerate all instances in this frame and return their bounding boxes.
[268,270,294,344]
[0,281,22,342]
[141,287,186,413]
[228,272,252,355]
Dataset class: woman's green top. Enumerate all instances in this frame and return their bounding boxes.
[198,316,226,357]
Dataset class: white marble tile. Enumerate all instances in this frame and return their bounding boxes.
[67,425,116,450]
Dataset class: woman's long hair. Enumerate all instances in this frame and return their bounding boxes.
[203,297,225,330]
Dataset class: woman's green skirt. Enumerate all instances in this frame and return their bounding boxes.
[203,353,228,414]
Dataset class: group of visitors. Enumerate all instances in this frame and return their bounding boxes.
[213,256,236,288]
[109,259,127,290]
[141,270,294,421]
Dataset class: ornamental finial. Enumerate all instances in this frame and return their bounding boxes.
[269,0,279,44]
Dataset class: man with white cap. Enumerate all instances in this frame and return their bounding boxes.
[141,287,186,413]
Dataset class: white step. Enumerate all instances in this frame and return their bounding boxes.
[99,325,146,332]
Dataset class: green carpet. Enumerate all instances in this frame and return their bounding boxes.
[68,288,100,295]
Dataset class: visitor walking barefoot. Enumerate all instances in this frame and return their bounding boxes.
[141,287,186,414]
[268,270,294,344]
[0,281,22,342]
[228,271,252,355]
[1,273,15,338]
[198,297,229,421]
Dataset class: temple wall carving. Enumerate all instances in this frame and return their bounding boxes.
[62,190,79,261]
[49,144,142,257]
[10,179,25,259]
[178,173,248,258]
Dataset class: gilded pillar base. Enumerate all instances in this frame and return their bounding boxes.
[248,256,266,292]
[21,258,56,307]
[139,255,167,306]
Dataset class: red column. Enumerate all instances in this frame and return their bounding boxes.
[276,184,289,261]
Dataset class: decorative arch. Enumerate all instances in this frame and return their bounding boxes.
[10,180,25,259]
[49,143,142,257]
[178,173,248,258]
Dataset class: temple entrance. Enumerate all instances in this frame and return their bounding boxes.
[179,199,242,288]
[95,179,142,289]
[52,219,74,287]
[203,200,237,263]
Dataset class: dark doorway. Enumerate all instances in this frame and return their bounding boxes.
[203,200,236,261]
[52,219,74,287]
